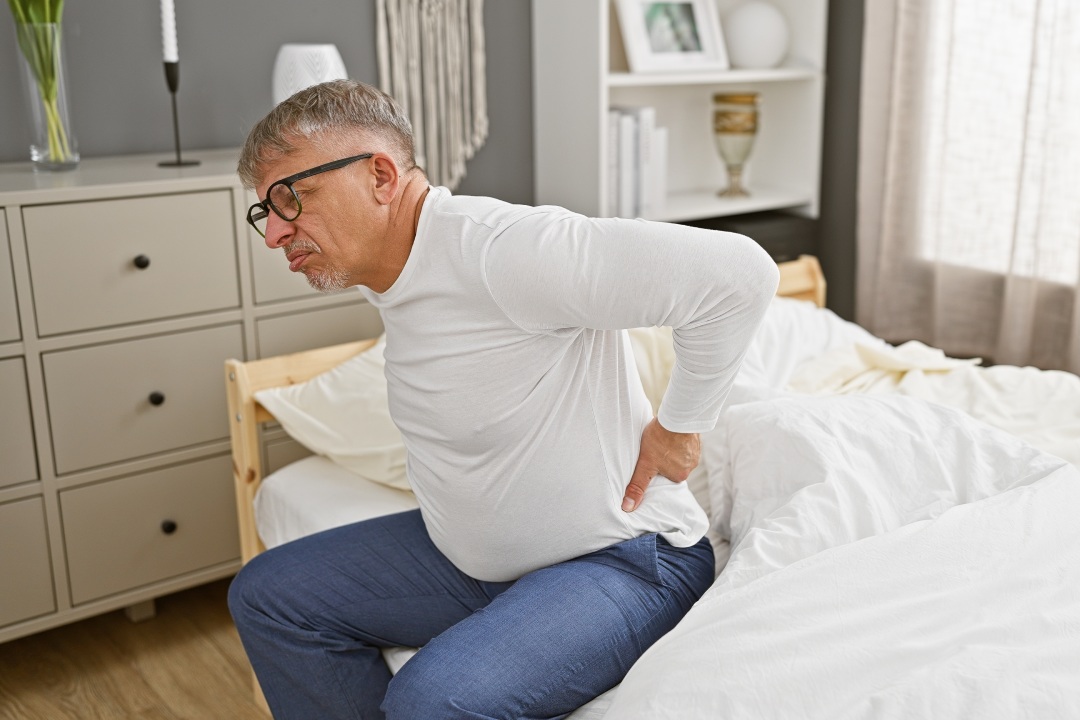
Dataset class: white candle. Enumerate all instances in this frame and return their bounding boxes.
[160,0,179,63]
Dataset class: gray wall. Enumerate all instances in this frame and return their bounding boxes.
[0,0,534,204]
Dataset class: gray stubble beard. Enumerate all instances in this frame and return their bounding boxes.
[284,239,351,292]
[304,265,351,293]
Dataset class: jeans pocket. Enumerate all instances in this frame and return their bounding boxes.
[586,533,663,587]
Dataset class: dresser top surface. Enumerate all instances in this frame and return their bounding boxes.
[0,148,243,203]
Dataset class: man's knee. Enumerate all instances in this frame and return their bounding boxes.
[382,652,504,720]
[227,557,265,625]
[227,550,294,628]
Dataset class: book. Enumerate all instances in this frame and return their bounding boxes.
[610,104,657,217]
[607,109,621,217]
[616,110,637,218]
[633,106,656,217]
[652,126,668,218]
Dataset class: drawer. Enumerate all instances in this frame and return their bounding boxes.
[256,301,383,358]
[0,210,19,343]
[43,324,244,474]
[23,191,240,336]
[61,454,239,605]
[0,358,38,488]
[0,497,55,627]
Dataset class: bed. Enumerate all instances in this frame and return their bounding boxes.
[225,255,1080,718]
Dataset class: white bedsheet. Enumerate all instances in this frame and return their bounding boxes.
[255,455,418,550]
[604,395,1080,719]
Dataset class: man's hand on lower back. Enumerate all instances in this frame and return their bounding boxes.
[622,418,701,512]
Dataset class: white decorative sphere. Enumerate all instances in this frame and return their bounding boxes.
[272,44,348,106]
[724,2,790,69]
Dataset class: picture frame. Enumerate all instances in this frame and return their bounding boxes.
[615,0,730,73]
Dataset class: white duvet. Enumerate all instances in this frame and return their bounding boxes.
[603,395,1080,719]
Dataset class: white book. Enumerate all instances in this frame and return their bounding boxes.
[617,111,637,218]
[634,107,656,217]
[611,105,656,217]
[652,126,668,218]
[607,109,621,217]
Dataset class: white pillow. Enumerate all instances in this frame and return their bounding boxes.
[254,336,409,490]
[626,325,674,415]
[737,296,886,388]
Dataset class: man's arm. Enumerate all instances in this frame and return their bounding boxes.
[483,210,779,508]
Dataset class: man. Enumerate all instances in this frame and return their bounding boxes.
[229,79,778,719]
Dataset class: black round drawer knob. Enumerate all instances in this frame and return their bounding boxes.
[133,254,151,269]
[148,391,166,406]
[161,520,178,535]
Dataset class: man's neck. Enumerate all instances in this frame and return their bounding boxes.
[365,172,430,294]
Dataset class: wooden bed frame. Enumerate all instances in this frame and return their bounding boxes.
[224,254,825,565]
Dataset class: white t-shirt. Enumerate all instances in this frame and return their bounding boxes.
[358,187,778,582]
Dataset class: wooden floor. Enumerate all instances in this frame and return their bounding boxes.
[0,579,269,720]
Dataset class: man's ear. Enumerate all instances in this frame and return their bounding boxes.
[370,153,399,205]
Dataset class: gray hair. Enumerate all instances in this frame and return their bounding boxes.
[238,79,418,188]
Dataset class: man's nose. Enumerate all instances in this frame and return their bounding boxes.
[263,213,293,249]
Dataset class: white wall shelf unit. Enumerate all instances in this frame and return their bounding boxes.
[532,0,828,223]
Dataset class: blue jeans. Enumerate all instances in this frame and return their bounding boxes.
[228,509,713,719]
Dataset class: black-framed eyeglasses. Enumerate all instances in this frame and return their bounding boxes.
[246,153,374,237]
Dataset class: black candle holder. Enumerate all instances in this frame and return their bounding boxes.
[159,61,199,168]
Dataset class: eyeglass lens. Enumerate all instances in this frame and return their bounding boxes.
[269,183,301,220]
[248,183,301,237]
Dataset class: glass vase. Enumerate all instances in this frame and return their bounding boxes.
[14,23,79,170]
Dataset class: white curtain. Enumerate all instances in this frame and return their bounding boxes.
[858,0,1080,373]
[375,0,488,190]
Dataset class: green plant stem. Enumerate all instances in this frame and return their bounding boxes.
[13,20,74,164]
[42,94,70,161]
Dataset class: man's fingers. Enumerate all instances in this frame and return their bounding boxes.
[622,462,655,513]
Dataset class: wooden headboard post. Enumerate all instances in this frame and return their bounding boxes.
[776,254,826,308]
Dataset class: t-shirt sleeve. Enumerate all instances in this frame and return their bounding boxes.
[481,210,779,433]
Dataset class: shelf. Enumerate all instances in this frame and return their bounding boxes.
[648,186,812,223]
[607,67,819,88]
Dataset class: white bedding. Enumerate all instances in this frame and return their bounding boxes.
[605,395,1080,719]
[789,340,1080,468]
[254,297,1080,718]
[255,455,418,551]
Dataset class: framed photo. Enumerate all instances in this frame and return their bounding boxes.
[615,0,729,73]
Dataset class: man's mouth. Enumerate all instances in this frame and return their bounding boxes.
[285,241,320,273]
[288,252,311,272]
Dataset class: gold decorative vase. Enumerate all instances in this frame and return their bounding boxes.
[713,93,759,198]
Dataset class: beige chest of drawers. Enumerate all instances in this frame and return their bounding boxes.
[0,150,383,642]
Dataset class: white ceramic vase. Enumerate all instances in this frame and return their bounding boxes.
[724,2,790,70]
[271,44,348,105]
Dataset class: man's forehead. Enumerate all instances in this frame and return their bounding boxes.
[255,147,311,190]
